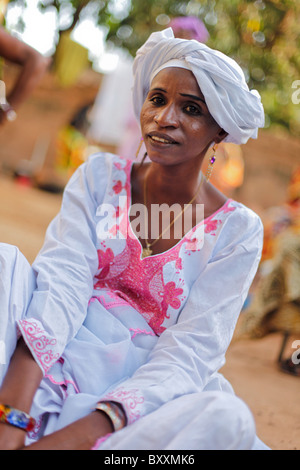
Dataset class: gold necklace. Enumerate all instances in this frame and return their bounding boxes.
[141,169,205,259]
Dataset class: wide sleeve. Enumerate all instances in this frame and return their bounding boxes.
[100,206,264,424]
[17,153,109,374]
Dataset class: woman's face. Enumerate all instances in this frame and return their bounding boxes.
[140,67,225,167]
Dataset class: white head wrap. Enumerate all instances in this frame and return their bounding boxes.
[132,28,265,145]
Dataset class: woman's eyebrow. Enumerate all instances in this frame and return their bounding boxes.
[149,88,206,105]
[180,93,206,105]
[149,87,167,93]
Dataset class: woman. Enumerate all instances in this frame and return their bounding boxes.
[0,29,267,450]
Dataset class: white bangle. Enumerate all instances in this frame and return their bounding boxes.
[95,401,126,432]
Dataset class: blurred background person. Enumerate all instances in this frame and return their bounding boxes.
[168,14,209,41]
[0,26,50,126]
[55,102,93,178]
[238,166,300,376]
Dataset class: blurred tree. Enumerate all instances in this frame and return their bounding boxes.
[6,0,300,136]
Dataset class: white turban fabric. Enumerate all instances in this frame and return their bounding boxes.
[132,28,265,145]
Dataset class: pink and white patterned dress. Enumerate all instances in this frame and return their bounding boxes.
[0,153,266,449]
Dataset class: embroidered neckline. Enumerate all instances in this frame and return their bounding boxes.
[119,158,233,260]
[95,155,237,336]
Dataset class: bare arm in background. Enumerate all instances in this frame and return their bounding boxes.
[0,27,51,124]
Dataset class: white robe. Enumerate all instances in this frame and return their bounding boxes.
[0,153,269,449]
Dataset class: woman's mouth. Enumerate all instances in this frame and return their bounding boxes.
[147,133,179,146]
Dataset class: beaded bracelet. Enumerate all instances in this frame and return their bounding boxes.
[95,401,126,432]
[0,404,36,432]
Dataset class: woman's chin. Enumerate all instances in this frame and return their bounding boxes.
[146,150,179,166]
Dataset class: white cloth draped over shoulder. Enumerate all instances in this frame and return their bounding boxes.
[132,28,265,145]
[0,154,270,449]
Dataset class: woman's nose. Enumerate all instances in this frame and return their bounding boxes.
[154,104,179,128]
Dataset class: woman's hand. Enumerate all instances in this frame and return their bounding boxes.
[0,339,43,449]
[23,411,114,450]
[0,339,114,450]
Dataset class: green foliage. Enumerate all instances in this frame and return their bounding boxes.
[7,0,300,135]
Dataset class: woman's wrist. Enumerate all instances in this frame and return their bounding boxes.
[0,404,35,432]
[22,411,114,450]
[95,401,127,432]
[0,339,43,413]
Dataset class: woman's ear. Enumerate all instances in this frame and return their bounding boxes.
[215,128,228,144]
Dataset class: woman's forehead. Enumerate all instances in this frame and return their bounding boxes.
[150,66,205,100]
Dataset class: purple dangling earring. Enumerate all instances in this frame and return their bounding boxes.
[205,145,217,182]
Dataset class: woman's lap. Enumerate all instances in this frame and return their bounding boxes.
[0,243,266,450]
[97,391,256,450]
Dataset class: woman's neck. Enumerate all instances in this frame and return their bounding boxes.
[143,161,204,204]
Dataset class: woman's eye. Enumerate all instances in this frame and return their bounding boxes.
[185,104,202,115]
[150,96,164,106]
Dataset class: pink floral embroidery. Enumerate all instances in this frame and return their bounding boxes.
[222,204,236,214]
[18,320,59,373]
[103,387,144,424]
[96,248,115,279]
[175,257,182,270]
[93,158,189,335]
[162,281,183,310]
[109,223,119,237]
[129,328,156,339]
[204,219,222,235]
[45,373,80,396]
[114,161,123,170]
[89,293,129,310]
[185,236,198,251]
[95,237,184,335]
[113,205,121,219]
[112,180,123,194]
[91,433,112,450]
[93,158,236,336]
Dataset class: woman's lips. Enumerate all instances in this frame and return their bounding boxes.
[147,132,179,146]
